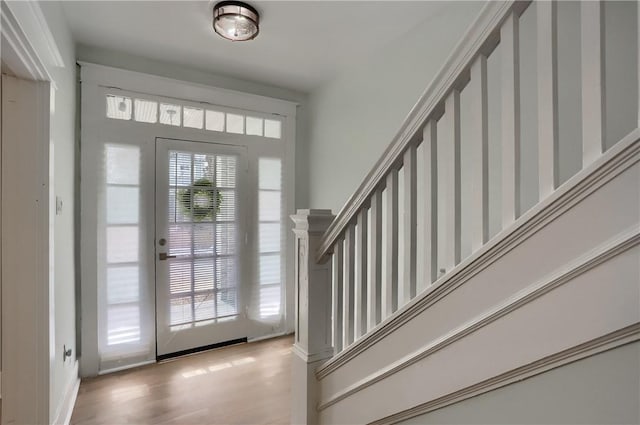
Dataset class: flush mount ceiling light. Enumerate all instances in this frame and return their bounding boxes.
[213,1,259,42]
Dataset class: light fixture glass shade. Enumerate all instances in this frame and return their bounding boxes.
[213,1,259,41]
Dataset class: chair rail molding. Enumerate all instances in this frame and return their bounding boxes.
[370,324,640,425]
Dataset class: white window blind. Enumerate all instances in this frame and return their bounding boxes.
[166,151,239,329]
[257,158,282,319]
[100,144,150,360]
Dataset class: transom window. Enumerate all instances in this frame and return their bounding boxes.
[106,94,282,139]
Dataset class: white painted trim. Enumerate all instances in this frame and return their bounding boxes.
[292,344,334,364]
[18,1,65,68]
[370,324,640,425]
[316,128,640,379]
[98,360,156,375]
[1,4,77,423]
[79,62,298,118]
[80,69,297,375]
[52,361,80,425]
[0,1,52,82]
[247,331,291,343]
[317,1,526,261]
[318,226,640,409]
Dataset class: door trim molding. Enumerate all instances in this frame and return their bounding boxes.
[1,2,66,422]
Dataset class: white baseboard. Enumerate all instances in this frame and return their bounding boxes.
[52,360,80,425]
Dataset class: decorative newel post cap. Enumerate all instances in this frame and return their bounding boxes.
[291,209,335,233]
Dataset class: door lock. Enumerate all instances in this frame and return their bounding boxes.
[158,252,176,261]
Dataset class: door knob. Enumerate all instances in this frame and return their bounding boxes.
[158,252,176,261]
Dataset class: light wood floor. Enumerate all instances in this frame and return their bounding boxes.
[71,336,294,425]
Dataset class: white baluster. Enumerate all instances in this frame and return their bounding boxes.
[538,0,559,198]
[443,90,461,271]
[423,120,438,285]
[501,11,521,226]
[354,209,368,338]
[401,144,417,305]
[332,239,343,354]
[343,224,355,347]
[383,169,399,318]
[581,1,606,166]
[367,189,382,330]
[469,55,489,252]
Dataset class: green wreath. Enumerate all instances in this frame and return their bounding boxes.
[177,178,223,221]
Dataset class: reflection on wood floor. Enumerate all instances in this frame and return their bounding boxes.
[71,335,293,425]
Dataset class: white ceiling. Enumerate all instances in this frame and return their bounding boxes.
[61,1,451,92]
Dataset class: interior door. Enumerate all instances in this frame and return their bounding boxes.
[155,138,248,356]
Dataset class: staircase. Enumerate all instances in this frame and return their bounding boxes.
[291,1,640,423]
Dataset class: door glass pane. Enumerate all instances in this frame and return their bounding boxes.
[206,110,225,132]
[246,116,263,136]
[107,186,139,224]
[134,99,158,123]
[183,107,204,129]
[226,113,244,134]
[166,149,239,328]
[264,119,281,139]
[107,226,139,263]
[106,95,132,120]
[160,103,182,126]
[106,145,140,185]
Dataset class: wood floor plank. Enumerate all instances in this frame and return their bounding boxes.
[71,336,294,425]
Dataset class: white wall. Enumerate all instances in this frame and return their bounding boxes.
[400,342,640,425]
[307,2,484,213]
[76,45,311,208]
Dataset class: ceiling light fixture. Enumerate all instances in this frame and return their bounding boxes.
[213,1,259,42]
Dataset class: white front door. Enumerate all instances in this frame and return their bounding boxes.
[155,138,248,356]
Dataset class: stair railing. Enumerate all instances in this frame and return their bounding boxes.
[290,1,639,423]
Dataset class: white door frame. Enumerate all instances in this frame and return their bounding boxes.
[0,1,63,423]
[79,63,298,376]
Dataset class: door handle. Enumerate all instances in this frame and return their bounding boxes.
[158,252,177,261]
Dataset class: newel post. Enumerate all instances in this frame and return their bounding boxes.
[290,209,335,425]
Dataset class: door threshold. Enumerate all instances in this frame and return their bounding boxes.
[157,337,248,362]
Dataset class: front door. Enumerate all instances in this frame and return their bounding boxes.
[155,138,248,356]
